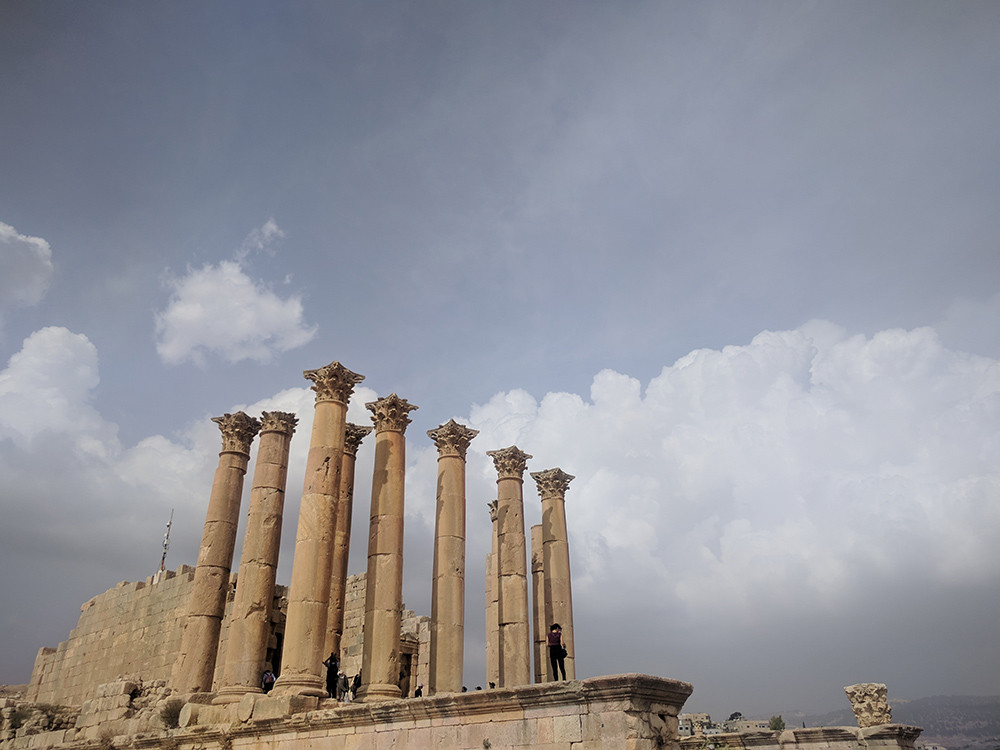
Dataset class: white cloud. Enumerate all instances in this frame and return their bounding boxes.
[449,322,1000,625]
[237,218,285,262]
[0,327,114,455]
[0,221,54,309]
[155,256,317,366]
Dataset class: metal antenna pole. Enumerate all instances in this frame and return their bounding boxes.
[159,508,174,572]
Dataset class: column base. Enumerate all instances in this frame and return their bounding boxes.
[357,683,402,703]
[270,673,328,698]
[212,685,262,705]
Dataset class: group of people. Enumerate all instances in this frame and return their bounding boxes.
[259,625,568,699]
[323,653,361,701]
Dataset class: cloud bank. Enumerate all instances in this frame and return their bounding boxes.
[0,221,54,310]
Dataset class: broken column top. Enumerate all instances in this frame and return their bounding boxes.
[845,682,892,727]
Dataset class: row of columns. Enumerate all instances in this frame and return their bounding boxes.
[174,358,574,703]
[484,459,577,685]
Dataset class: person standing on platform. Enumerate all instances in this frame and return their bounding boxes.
[547,623,567,680]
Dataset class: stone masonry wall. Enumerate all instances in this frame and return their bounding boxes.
[27,567,198,706]
[27,569,428,707]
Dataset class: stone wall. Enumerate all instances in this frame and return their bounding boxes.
[680,726,923,750]
[27,567,199,706]
[26,569,428,707]
[3,674,697,750]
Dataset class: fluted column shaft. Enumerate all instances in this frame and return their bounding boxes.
[530,523,547,683]
[174,412,260,694]
[487,445,532,687]
[532,468,576,680]
[273,362,364,697]
[485,501,499,688]
[324,423,373,660]
[358,394,417,702]
[427,420,478,694]
[215,411,298,703]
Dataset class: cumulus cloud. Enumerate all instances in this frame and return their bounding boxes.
[0,327,114,455]
[449,324,1000,617]
[0,221,54,309]
[154,234,317,366]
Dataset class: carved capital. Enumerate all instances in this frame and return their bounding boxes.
[530,468,575,499]
[427,419,479,459]
[486,445,532,480]
[488,500,499,523]
[844,683,892,727]
[343,423,374,456]
[212,412,261,455]
[259,410,298,436]
[303,361,365,404]
[366,393,418,433]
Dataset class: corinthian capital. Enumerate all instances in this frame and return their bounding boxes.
[260,410,298,436]
[366,393,418,433]
[343,423,374,456]
[530,468,575,499]
[486,445,532,480]
[488,500,499,523]
[303,361,365,404]
[212,412,261,455]
[427,420,479,459]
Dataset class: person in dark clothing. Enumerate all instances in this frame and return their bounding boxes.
[351,673,361,700]
[261,669,276,693]
[322,652,339,698]
[337,671,350,701]
[547,623,567,680]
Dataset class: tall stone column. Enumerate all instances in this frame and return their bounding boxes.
[486,445,532,687]
[485,500,499,688]
[174,412,260,694]
[215,411,298,703]
[530,523,547,683]
[272,362,364,697]
[358,393,417,702]
[426,420,478,694]
[531,468,576,680]
[324,423,373,660]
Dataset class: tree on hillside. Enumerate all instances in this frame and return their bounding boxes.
[728,712,743,722]
[769,716,785,731]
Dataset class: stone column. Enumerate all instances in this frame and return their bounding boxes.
[272,362,364,697]
[324,423,373,660]
[485,501,499,688]
[426,420,478,694]
[531,467,576,680]
[358,393,417,702]
[215,411,298,703]
[174,412,260,694]
[486,445,532,687]
[530,523,547,683]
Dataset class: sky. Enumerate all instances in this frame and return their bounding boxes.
[1,1,999,719]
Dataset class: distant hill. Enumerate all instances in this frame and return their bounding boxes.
[775,696,1000,750]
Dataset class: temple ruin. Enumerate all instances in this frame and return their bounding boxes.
[2,360,924,750]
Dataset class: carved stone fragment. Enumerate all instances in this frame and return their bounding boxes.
[845,682,892,727]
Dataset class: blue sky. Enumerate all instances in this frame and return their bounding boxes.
[1,1,998,717]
